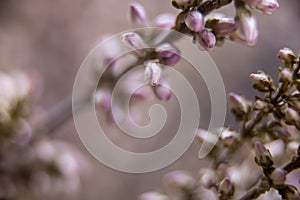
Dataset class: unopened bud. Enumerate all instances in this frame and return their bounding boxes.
[144,61,162,86]
[220,129,239,147]
[227,93,249,117]
[285,107,300,126]
[250,71,274,92]
[279,68,293,83]
[199,168,218,188]
[254,141,274,167]
[154,78,172,101]
[138,192,169,200]
[218,177,234,196]
[121,32,147,53]
[237,13,258,45]
[278,48,297,64]
[185,11,204,32]
[154,13,176,29]
[213,18,237,37]
[172,0,191,8]
[128,1,148,26]
[156,43,180,66]
[95,89,112,111]
[254,99,268,110]
[163,170,195,190]
[243,0,279,14]
[270,168,286,185]
[196,29,216,51]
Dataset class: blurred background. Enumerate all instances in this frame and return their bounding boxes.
[0,0,299,199]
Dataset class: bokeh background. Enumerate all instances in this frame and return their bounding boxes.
[0,0,299,199]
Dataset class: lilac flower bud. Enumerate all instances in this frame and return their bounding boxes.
[199,168,218,188]
[154,78,172,101]
[243,0,279,14]
[279,68,293,83]
[237,13,258,45]
[254,99,268,110]
[218,177,234,196]
[287,141,299,159]
[227,93,249,116]
[95,89,112,111]
[220,129,239,147]
[195,129,219,148]
[285,107,300,126]
[250,71,274,92]
[196,29,216,51]
[138,192,169,200]
[144,61,162,86]
[270,169,286,185]
[121,32,147,54]
[128,1,148,27]
[278,48,297,64]
[185,11,205,32]
[254,141,274,167]
[154,13,176,29]
[156,43,180,66]
[163,170,195,190]
[213,18,237,37]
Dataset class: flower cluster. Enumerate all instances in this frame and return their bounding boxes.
[138,48,300,200]
[0,71,87,199]
[172,0,279,48]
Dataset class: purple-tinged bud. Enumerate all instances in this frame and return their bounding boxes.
[254,99,268,110]
[220,129,239,147]
[227,93,249,116]
[163,170,195,190]
[270,169,286,185]
[196,29,216,51]
[128,1,148,27]
[237,13,258,45]
[278,48,297,64]
[95,89,112,111]
[254,141,274,167]
[121,32,147,53]
[154,78,172,101]
[250,71,274,92]
[218,177,234,196]
[285,107,300,126]
[144,61,162,86]
[156,43,180,66]
[199,168,218,188]
[154,13,176,29]
[287,141,299,159]
[138,192,169,200]
[195,129,219,147]
[185,11,204,32]
[243,0,279,14]
[213,18,237,37]
[279,68,293,83]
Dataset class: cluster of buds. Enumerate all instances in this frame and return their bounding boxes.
[0,70,87,199]
[170,0,279,49]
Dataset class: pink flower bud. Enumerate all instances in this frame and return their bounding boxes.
[128,1,148,26]
[163,170,195,190]
[270,169,286,185]
[220,129,239,147]
[278,48,297,64]
[95,89,112,111]
[254,141,274,167]
[156,43,180,66]
[121,32,147,53]
[196,29,216,51]
[213,18,237,37]
[279,68,293,83]
[144,61,162,86]
[218,177,234,195]
[154,13,176,29]
[185,11,205,32]
[227,93,249,115]
[154,78,172,101]
[138,192,169,200]
[243,0,279,14]
[237,13,258,45]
